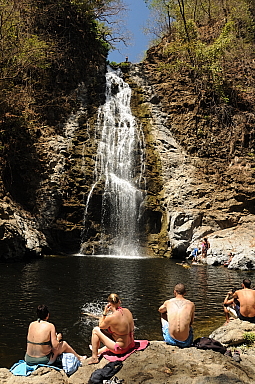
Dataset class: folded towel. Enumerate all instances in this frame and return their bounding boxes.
[101,340,149,362]
[10,360,61,376]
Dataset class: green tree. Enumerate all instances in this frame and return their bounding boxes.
[70,0,128,49]
[144,0,255,98]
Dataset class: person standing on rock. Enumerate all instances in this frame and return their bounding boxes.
[233,279,255,323]
[158,283,195,348]
[201,237,210,258]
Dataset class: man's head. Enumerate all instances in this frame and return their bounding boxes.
[37,304,49,320]
[174,283,186,296]
[242,279,252,288]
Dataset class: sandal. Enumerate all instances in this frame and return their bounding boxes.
[232,350,241,363]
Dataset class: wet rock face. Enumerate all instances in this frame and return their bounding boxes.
[0,198,48,261]
[123,63,255,262]
[1,55,255,260]
[0,63,107,259]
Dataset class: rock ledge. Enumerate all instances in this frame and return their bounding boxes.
[2,336,255,383]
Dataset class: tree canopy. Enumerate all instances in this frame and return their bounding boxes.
[144,0,255,100]
[0,0,126,122]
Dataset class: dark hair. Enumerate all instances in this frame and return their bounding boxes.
[174,283,186,295]
[243,279,251,288]
[37,304,49,320]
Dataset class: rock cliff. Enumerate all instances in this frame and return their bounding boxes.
[1,12,255,262]
[120,51,255,263]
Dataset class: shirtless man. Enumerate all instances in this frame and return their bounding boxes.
[158,283,195,348]
[233,279,255,323]
[88,293,135,364]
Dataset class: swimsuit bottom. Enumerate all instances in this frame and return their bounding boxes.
[239,313,255,323]
[25,352,52,366]
[162,322,193,348]
[113,340,135,354]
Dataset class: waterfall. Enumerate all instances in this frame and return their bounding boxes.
[81,66,146,256]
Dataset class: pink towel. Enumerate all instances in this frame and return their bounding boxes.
[101,340,149,362]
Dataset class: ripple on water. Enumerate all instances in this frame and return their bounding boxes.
[0,256,254,368]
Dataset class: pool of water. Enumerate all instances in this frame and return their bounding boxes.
[0,254,253,368]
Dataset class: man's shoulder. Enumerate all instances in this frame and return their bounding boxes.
[163,299,174,306]
[247,289,255,295]
[183,298,195,308]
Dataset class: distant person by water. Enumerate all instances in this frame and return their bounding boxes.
[158,283,195,348]
[25,304,86,366]
[87,293,135,364]
[201,237,210,258]
[233,279,255,323]
[191,245,199,263]
[223,252,234,267]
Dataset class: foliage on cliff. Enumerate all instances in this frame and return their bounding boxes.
[143,0,255,170]
[0,0,112,124]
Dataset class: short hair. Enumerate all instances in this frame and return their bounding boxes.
[243,279,251,288]
[37,304,49,320]
[107,293,120,304]
[174,283,186,295]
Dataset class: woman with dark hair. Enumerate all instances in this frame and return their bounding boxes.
[25,304,86,366]
[201,237,210,258]
[88,293,135,364]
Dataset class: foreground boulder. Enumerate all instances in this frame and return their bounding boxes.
[210,318,255,347]
[2,339,255,384]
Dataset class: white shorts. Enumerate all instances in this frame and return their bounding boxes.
[226,306,238,318]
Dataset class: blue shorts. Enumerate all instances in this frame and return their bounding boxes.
[162,321,193,348]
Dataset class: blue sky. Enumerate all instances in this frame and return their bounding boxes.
[108,0,152,64]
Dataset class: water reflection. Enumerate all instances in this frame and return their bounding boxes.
[0,255,254,368]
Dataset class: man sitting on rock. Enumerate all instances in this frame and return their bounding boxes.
[233,279,255,323]
[158,283,195,348]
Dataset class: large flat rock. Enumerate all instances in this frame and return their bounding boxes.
[3,341,255,384]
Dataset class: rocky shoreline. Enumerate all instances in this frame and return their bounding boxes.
[2,320,255,384]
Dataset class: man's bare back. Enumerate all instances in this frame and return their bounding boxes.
[159,283,195,346]
[164,298,195,340]
[234,282,255,318]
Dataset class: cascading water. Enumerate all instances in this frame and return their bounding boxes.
[81,66,146,256]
